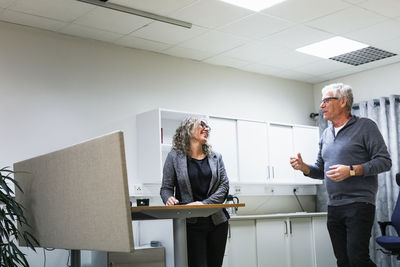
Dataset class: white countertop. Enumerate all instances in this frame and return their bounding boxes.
[230,212,327,220]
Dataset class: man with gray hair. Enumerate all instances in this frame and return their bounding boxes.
[290,83,391,267]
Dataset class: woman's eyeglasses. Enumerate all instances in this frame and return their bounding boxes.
[200,120,211,131]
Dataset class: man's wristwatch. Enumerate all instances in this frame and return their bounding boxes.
[349,165,356,176]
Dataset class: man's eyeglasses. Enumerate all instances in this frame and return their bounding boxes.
[321,97,339,105]
[200,120,211,131]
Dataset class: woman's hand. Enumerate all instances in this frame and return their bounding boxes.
[186,201,204,206]
[166,196,179,206]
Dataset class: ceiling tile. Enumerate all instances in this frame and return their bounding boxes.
[109,0,197,15]
[8,0,94,22]
[218,13,292,39]
[274,69,317,83]
[58,23,123,43]
[74,6,152,35]
[203,54,250,69]
[238,62,284,76]
[0,9,66,31]
[129,22,208,45]
[358,0,400,18]
[114,35,171,52]
[376,35,400,54]
[343,19,400,46]
[305,76,331,84]
[262,0,350,23]
[343,0,366,3]
[321,67,359,80]
[293,59,350,76]
[356,54,400,71]
[178,30,247,54]
[170,0,253,29]
[0,0,14,9]
[306,6,386,35]
[222,40,288,62]
[261,50,320,69]
[161,46,215,61]
[262,25,333,49]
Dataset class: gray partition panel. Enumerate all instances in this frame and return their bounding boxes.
[14,131,134,252]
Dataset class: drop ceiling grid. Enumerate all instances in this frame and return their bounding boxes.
[0,0,400,83]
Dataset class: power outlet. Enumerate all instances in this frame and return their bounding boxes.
[234,186,241,194]
[134,184,143,196]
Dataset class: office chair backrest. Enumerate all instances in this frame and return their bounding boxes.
[391,173,400,235]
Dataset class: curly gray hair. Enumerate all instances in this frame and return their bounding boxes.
[172,117,212,157]
[322,83,353,111]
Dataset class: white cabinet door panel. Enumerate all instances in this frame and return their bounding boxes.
[208,117,239,182]
[313,217,336,267]
[228,220,257,267]
[268,124,295,181]
[293,126,320,182]
[256,219,290,267]
[237,120,269,182]
[290,218,314,267]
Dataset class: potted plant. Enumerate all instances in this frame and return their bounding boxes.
[0,166,39,266]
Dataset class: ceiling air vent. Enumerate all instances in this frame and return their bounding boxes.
[329,46,397,66]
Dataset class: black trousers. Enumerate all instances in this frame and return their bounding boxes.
[186,217,228,267]
[327,202,376,267]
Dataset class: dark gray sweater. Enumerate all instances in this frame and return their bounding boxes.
[308,116,392,206]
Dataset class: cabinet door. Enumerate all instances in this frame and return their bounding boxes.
[137,109,163,183]
[228,220,257,267]
[293,126,320,182]
[237,120,269,182]
[208,117,239,182]
[312,216,336,267]
[268,124,295,181]
[256,219,290,267]
[289,217,314,267]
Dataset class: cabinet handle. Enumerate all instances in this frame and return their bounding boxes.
[289,220,292,235]
[272,166,275,178]
[228,223,231,239]
[284,221,288,235]
[267,165,270,179]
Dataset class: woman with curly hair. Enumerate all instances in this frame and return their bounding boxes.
[160,116,230,267]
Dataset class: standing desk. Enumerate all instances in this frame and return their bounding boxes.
[131,203,245,267]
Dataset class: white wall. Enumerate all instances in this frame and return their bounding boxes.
[313,62,400,110]
[0,21,316,267]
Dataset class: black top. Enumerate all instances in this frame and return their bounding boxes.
[187,156,212,201]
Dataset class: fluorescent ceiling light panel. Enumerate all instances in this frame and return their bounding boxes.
[220,0,286,11]
[296,36,369,59]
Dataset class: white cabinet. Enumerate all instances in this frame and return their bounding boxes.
[225,220,257,267]
[256,218,289,267]
[136,108,207,183]
[208,118,270,183]
[226,215,333,267]
[290,217,314,267]
[268,123,320,184]
[256,217,313,267]
[293,126,320,183]
[136,108,320,185]
[208,117,239,182]
[268,124,296,182]
[237,120,269,183]
[312,217,336,267]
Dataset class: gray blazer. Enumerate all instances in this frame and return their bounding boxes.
[160,149,230,225]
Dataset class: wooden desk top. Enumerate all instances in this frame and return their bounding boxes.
[132,203,245,211]
[131,203,245,220]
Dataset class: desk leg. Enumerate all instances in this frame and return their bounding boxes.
[173,218,188,267]
[71,250,81,267]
